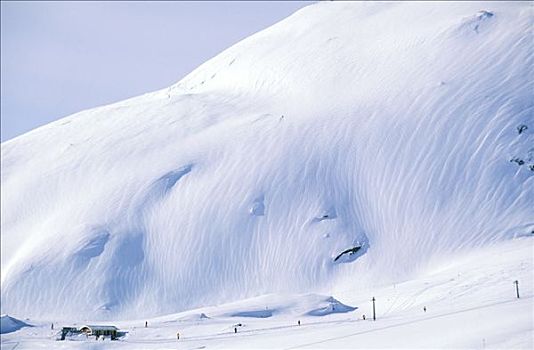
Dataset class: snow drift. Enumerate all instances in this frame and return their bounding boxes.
[0,315,31,334]
[1,1,533,320]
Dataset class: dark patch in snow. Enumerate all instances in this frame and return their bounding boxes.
[311,207,337,223]
[333,235,369,264]
[457,10,495,35]
[473,11,494,33]
[476,10,494,20]
[510,157,525,166]
[333,245,362,262]
[517,124,528,135]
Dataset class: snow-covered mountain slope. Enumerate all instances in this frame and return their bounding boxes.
[1,1,533,320]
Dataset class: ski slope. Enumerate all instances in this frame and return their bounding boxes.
[1,0,533,326]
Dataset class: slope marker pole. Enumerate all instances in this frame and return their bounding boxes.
[372,297,376,321]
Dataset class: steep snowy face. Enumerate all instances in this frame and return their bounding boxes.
[1,2,533,320]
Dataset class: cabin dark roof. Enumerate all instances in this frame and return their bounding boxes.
[80,325,118,331]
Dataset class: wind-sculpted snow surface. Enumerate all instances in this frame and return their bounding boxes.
[1,2,533,320]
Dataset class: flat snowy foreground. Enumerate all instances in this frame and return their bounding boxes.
[2,237,532,349]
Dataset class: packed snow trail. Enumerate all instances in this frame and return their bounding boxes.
[1,1,533,320]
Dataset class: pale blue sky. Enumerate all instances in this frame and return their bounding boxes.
[0,1,312,141]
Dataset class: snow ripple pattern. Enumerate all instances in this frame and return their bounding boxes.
[1,2,533,319]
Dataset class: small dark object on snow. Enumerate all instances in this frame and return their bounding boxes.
[234,327,237,334]
[145,321,148,328]
[529,165,534,172]
[334,245,362,262]
[517,124,528,134]
[423,306,427,312]
[372,297,376,321]
[362,315,366,320]
[510,158,525,166]
[298,320,301,326]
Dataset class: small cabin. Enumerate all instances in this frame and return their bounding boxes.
[79,325,119,340]
[59,326,79,340]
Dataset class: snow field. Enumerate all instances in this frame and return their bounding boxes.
[1,237,532,349]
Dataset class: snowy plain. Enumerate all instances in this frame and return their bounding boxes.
[1,1,533,349]
[1,238,532,349]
